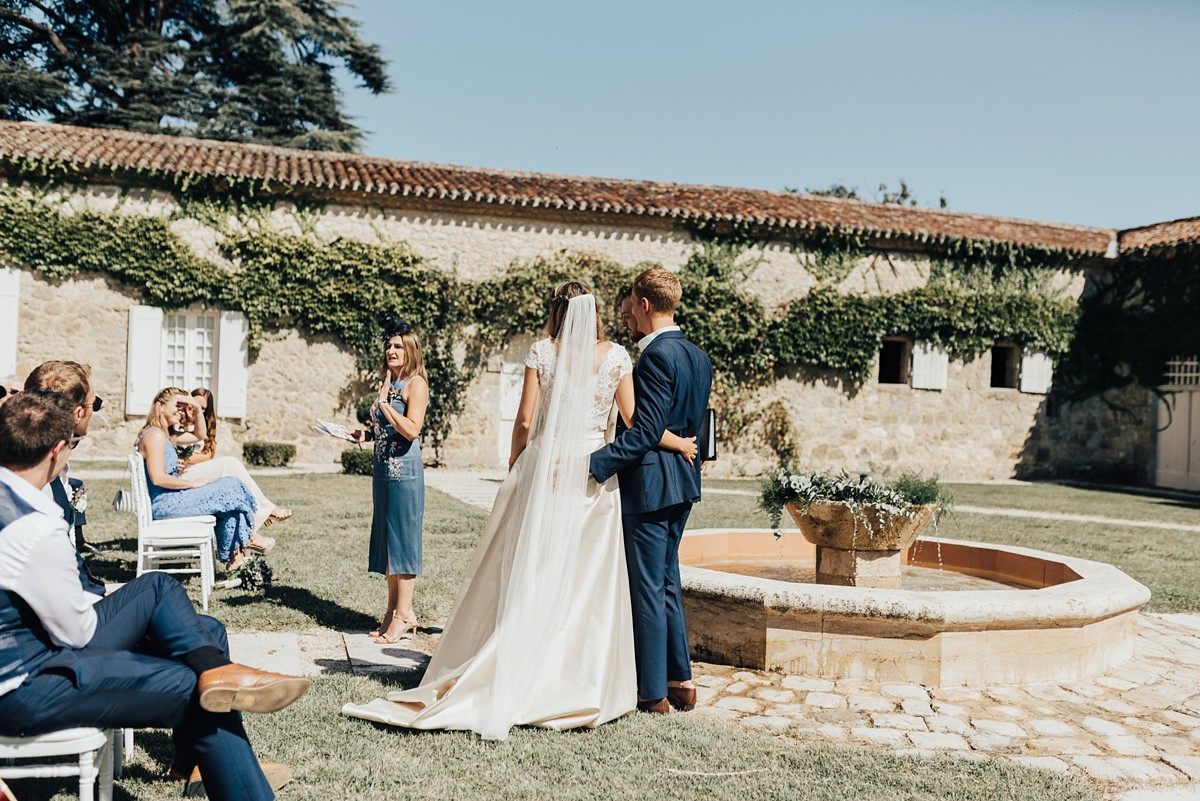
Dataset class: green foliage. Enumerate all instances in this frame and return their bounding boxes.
[1053,245,1200,410]
[340,448,373,476]
[773,285,1079,381]
[0,0,389,151]
[759,468,948,528]
[242,441,296,467]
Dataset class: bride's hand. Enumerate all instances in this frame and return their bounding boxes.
[679,436,698,464]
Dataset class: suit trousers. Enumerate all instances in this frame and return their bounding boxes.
[0,572,274,801]
[623,502,693,701]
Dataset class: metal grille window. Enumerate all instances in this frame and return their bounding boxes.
[163,313,217,389]
[1164,356,1200,388]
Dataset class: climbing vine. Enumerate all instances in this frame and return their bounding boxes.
[0,175,1186,457]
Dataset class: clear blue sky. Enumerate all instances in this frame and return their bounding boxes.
[338,0,1198,230]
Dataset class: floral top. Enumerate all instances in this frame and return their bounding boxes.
[371,376,420,462]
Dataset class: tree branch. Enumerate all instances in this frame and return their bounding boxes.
[0,8,72,60]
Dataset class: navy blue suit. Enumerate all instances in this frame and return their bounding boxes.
[0,481,274,801]
[590,330,712,701]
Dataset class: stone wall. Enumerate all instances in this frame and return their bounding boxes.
[3,180,1153,480]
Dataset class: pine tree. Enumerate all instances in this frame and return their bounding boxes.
[0,0,389,151]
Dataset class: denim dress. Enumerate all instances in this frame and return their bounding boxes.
[368,377,425,575]
[139,428,257,562]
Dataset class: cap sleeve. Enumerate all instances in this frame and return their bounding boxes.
[616,346,633,380]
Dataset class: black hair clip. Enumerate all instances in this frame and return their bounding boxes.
[380,314,413,342]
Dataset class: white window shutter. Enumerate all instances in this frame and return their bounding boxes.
[910,341,948,391]
[0,268,19,377]
[1020,349,1054,394]
[217,311,249,418]
[125,305,164,416]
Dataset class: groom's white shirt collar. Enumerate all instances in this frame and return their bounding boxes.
[637,325,680,351]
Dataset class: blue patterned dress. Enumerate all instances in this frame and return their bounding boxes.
[139,428,257,562]
[368,377,425,575]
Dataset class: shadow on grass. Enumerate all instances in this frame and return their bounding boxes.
[224,585,377,630]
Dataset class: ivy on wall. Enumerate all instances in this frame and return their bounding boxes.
[1,178,1178,461]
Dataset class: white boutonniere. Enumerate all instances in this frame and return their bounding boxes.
[71,482,89,514]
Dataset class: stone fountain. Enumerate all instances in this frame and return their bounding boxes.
[678,528,1150,686]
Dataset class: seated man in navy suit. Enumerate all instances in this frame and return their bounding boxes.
[590,268,713,714]
[0,391,309,800]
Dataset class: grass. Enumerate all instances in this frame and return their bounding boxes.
[14,472,1160,800]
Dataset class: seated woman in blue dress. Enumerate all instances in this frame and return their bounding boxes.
[137,387,260,571]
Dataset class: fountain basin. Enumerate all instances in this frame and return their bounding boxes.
[680,529,1151,686]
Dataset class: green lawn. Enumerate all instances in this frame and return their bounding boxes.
[12,473,1122,800]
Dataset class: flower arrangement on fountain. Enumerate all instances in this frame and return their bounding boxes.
[760,468,947,552]
[760,469,949,587]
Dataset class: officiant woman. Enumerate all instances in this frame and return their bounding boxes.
[352,318,429,645]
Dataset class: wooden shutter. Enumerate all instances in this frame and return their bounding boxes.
[125,305,164,416]
[217,311,249,418]
[0,268,19,377]
[1020,350,1054,394]
[910,341,948,391]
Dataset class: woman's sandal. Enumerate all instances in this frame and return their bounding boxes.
[368,612,394,639]
[264,508,293,527]
[373,618,418,644]
[247,534,276,554]
[225,550,249,572]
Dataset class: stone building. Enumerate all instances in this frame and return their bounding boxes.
[0,120,1190,485]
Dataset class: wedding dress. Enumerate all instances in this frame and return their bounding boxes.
[342,295,637,739]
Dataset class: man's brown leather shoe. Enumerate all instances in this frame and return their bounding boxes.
[175,763,294,797]
[637,697,669,714]
[667,686,696,711]
[197,664,311,714]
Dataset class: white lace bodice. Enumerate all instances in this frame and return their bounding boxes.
[525,338,632,436]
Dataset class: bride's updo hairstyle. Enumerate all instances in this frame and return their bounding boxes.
[546,281,604,341]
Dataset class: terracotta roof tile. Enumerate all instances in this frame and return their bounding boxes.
[1119,216,1200,252]
[0,120,1117,255]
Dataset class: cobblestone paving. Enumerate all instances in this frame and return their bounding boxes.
[685,613,1200,797]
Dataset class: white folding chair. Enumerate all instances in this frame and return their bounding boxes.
[129,453,217,611]
[0,727,114,801]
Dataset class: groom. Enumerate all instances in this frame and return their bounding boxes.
[590,267,712,714]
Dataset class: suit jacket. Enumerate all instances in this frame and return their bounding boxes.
[590,330,713,515]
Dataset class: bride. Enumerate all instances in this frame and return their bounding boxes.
[342,281,697,740]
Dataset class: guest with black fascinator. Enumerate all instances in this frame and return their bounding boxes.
[351,315,430,643]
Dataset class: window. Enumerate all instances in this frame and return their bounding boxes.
[1164,356,1200,389]
[126,306,248,417]
[164,312,217,389]
[991,344,1020,388]
[877,338,910,385]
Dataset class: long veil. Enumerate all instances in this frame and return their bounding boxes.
[478,293,598,740]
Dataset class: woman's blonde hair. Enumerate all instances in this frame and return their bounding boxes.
[546,281,604,340]
[382,330,428,383]
[138,386,186,443]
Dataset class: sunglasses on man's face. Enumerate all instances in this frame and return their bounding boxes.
[92,396,103,412]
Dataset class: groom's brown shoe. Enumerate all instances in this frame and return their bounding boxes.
[667,686,697,711]
[637,697,669,715]
[197,664,311,714]
[174,763,294,797]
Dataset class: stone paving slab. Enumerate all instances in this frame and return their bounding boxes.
[228,632,304,676]
[343,631,429,674]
